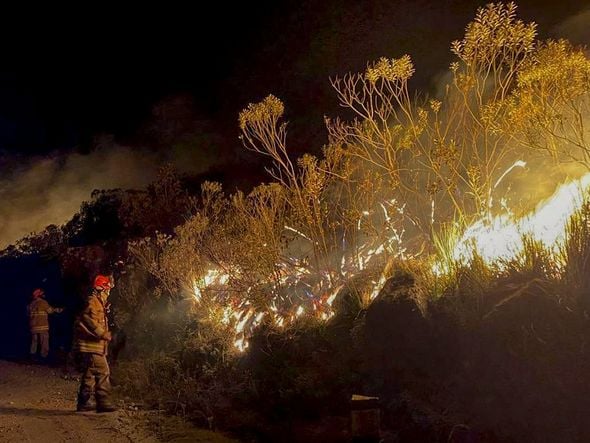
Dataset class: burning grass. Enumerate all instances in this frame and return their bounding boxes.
[129,1,589,349]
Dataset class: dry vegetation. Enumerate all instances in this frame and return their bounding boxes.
[109,3,590,441]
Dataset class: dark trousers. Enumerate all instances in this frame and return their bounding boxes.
[77,353,111,405]
[30,331,49,358]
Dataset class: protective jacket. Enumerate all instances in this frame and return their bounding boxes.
[28,298,58,333]
[73,291,109,355]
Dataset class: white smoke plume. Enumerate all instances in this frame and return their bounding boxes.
[0,143,220,249]
[0,93,226,249]
[551,8,590,44]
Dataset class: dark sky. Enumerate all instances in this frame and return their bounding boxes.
[0,0,587,158]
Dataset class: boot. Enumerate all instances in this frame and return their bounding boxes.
[76,402,94,412]
[76,393,94,412]
[96,398,118,413]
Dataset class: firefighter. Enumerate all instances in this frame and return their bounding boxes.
[73,274,117,413]
[28,288,63,360]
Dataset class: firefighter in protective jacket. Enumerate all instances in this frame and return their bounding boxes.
[28,288,63,359]
[73,275,117,412]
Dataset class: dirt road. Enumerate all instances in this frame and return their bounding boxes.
[0,359,159,442]
[0,360,237,443]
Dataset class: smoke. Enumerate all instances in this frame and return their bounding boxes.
[551,8,590,45]
[0,94,229,249]
[0,144,221,249]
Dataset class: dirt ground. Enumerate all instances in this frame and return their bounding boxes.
[0,360,238,443]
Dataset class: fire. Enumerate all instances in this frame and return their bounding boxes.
[437,172,590,272]
[189,166,590,352]
[188,200,406,351]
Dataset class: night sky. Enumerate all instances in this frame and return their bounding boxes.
[0,1,586,157]
[0,0,588,246]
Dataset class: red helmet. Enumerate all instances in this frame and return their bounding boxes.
[32,288,44,298]
[93,275,113,290]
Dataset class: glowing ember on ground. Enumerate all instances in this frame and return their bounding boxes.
[188,201,407,350]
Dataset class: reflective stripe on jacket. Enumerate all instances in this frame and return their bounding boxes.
[73,293,109,355]
[28,298,56,333]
